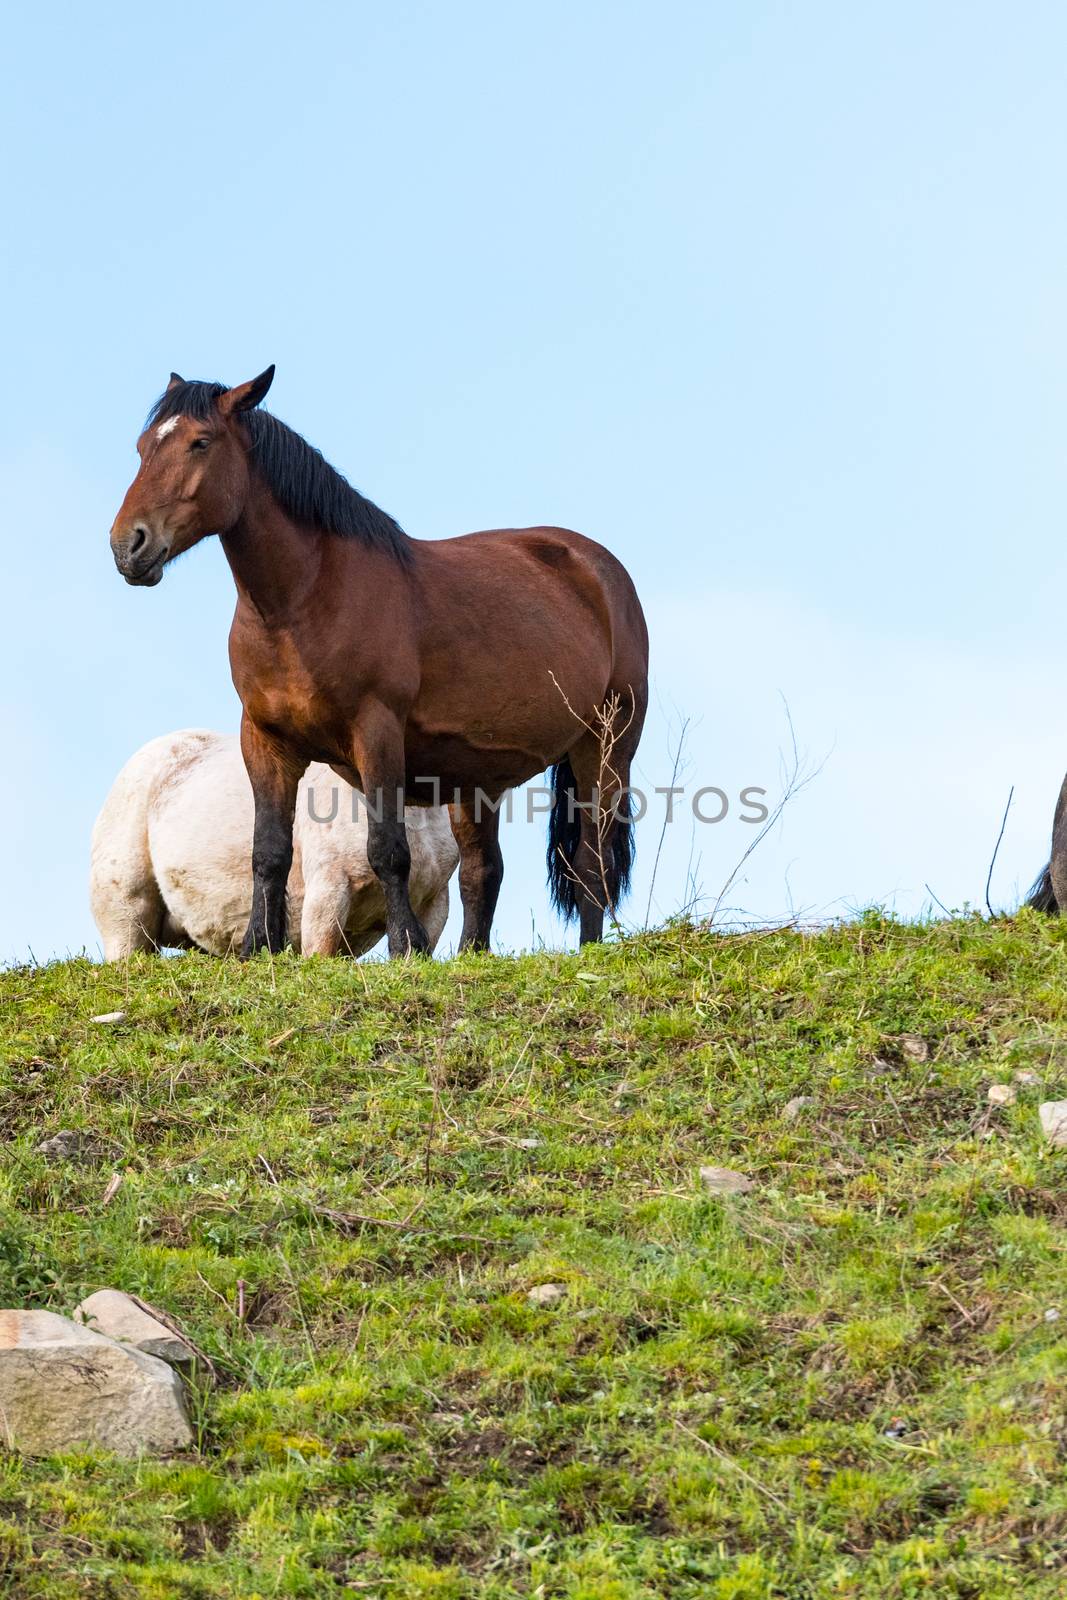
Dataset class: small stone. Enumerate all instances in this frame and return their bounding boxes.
[527,1283,567,1308]
[896,1035,930,1063]
[1014,1069,1040,1087]
[35,1129,119,1168]
[1044,1307,1060,1323]
[783,1096,814,1122]
[0,1309,191,1456]
[1039,1101,1067,1148]
[74,1291,199,1379]
[90,1011,126,1025]
[35,1130,91,1165]
[515,1138,540,1150]
[699,1165,755,1195]
[987,1084,1016,1107]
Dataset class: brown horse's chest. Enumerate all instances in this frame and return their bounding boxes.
[230,626,349,757]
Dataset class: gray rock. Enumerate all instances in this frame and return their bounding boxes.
[1014,1069,1040,1087]
[1039,1101,1067,1148]
[527,1283,567,1308]
[35,1129,82,1162]
[74,1291,198,1378]
[90,1011,126,1025]
[896,1035,930,1063]
[35,1129,120,1168]
[782,1096,815,1122]
[36,1130,90,1165]
[0,1309,191,1456]
[699,1165,755,1195]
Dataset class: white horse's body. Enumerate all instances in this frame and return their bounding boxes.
[90,730,458,959]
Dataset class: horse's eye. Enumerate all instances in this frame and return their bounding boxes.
[190,437,211,452]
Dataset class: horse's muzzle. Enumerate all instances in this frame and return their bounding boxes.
[111,525,170,586]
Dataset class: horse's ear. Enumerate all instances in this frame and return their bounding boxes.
[167,372,184,391]
[219,365,275,416]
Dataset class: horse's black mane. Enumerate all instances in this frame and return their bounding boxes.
[147,380,409,561]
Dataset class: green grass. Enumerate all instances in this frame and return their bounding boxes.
[1,912,1066,1597]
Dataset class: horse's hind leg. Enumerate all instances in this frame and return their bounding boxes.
[565,699,641,945]
[449,800,503,952]
[92,879,166,960]
[419,884,451,954]
[90,827,166,960]
[300,873,355,956]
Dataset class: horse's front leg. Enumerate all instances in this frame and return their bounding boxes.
[354,703,430,957]
[240,717,304,957]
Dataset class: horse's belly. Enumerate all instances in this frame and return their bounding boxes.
[403,636,615,796]
[401,725,558,800]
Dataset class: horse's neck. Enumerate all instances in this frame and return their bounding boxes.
[221,488,324,621]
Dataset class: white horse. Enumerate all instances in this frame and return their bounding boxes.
[90,730,459,960]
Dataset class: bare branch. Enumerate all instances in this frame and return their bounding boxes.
[709,698,827,929]
[924,882,952,919]
[984,785,1014,918]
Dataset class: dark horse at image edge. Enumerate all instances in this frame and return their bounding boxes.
[109,367,648,956]
[1027,771,1067,912]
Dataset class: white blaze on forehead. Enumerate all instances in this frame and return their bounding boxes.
[155,417,181,441]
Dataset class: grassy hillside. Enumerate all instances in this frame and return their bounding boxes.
[1,915,1066,1598]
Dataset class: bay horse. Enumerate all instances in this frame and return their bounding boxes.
[91,730,457,959]
[109,368,648,957]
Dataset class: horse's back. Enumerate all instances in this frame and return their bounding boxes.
[515,525,648,691]
[408,527,647,788]
[433,524,641,605]
[419,525,646,686]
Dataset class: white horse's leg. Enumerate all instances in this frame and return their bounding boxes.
[300,873,354,956]
[419,886,451,954]
[95,890,166,960]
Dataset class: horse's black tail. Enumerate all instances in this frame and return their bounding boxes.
[546,756,635,922]
[1027,862,1058,913]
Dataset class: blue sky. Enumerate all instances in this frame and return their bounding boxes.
[3,2,1067,962]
